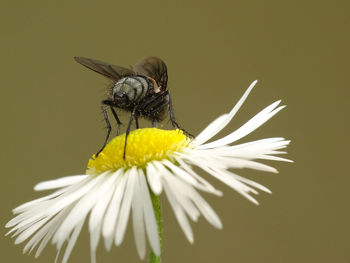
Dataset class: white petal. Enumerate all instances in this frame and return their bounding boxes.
[53,172,109,249]
[186,188,222,229]
[232,173,271,193]
[14,216,52,245]
[216,156,279,173]
[89,173,119,256]
[9,175,108,236]
[231,137,289,150]
[199,101,285,149]
[115,168,136,246]
[32,206,73,257]
[193,114,228,144]
[27,174,103,233]
[229,142,292,159]
[23,221,49,254]
[146,162,163,195]
[34,175,88,191]
[10,188,66,216]
[193,161,259,205]
[138,169,160,256]
[35,206,72,258]
[194,80,257,145]
[219,137,288,155]
[7,211,47,237]
[102,170,126,251]
[173,156,223,196]
[10,175,93,218]
[61,218,85,263]
[258,155,293,162]
[131,171,146,259]
[163,169,221,228]
[160,168,200,222]
[162,159,217,195]
[162,179,194,243]
[89,172,119,234]
[206,138,292,163]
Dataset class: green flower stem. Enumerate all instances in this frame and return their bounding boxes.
[149,192,162,263]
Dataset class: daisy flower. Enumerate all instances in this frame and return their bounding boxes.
[6,80,291,263]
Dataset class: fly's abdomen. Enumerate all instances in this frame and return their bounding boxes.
[112,76,150,103]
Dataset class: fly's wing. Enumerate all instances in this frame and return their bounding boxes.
[133,56,168,91]
[74,56,135,81]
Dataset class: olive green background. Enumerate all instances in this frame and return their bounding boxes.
[1,0,349,262]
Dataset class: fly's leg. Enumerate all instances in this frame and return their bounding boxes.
[167,90,194,138]
[102,100,122,136]
[135,117,139,129]
[123,107,137,159]
[167,90,179,129]
[109,106,122,135]
[152,119,158,127]
[96,100,112,157]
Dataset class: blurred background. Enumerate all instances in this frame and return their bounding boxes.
[1,0,349,262]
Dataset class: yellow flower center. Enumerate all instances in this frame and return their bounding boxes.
[86,128,191,175]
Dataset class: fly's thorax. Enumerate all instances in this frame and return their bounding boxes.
[112,76,151,104]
